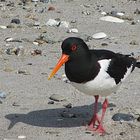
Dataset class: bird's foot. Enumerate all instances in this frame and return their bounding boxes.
[87,124,106,135]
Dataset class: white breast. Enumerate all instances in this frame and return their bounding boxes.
[71,59,120,97]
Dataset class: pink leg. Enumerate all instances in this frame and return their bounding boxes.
[88,96,100,130]
[96,98,108,134]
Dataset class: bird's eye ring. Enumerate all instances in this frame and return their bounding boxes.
[71,45,77,51]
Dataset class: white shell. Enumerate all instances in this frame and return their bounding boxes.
[59,21,69,28]
[92,32,107,39]
[0,25,7,29]
[18,135,26,139]
[101,12,107,15]
[116,12,124,16]
[67,28,78,33]
[5,37,14,42]
[100,16,124,23]
[46,19,60,27]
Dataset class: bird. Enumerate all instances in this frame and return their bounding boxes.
[48,37,140,134]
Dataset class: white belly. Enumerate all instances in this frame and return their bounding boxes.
[71,59,120,96]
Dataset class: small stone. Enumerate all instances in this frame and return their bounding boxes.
[0,25,7,29]
[46,19,60,27]
[61,111,76,118]
[100,16,124,23]
[59,21,69,28]
[112,113,134,121]
[0,100,2,104]
[31,49,42,56]
[64,103,72,108]
[0,91,6,99]
[18,135,26,139]
[101,43,108,46]
[82,11,91,15]
[67,28,78,33]
[48,6,55,11]
[130,40,139,45]
[134,8,140,14]
[131,21,136,25]
[12,102,20,107]
[92,32,107,39]
[137,116,140,122]
[11,19,21,24]
[101,11,107,15]
[40,0,49,3]
[48,101,54,104]
[85,131,91,134]
[50,94,66,102]
[17,70,30,75]
[119,132,125,136]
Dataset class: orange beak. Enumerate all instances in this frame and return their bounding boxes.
[48,54,69,80]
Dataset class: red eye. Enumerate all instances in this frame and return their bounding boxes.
[71,45,77,51]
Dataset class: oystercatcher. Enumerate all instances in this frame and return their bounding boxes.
[48,37,140,134]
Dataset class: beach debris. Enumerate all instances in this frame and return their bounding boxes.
[59,21,69,28]
[48,101,54,104]
[46,19,60,27]
[130,40,139,45]
[49,94,66,102]
[67,28,78,33]
[31,49,42,56]
[92,32,107,39]
[0,91,6,99]
[112,113,134,121]
[100,16,124,23]
[5,37,22,43]
[17,70,30,75]
[18,135,26,139]
[11,18,21,24]
[0,25,7,29]
[5,46,25,56]
[134,8,140,14]
[12,102,20,107]
[137,116,140,122]
[61,111,76,118]
[63,103,72,108]
[48,6,55,11]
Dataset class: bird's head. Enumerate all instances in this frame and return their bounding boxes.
[48,37,89,80]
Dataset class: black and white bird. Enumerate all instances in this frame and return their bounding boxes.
[48,37,140,134]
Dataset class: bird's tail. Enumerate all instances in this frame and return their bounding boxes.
[136,62,140,68]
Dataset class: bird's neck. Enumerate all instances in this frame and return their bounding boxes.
[65,53,100,83]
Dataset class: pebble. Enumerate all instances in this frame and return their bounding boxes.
[48,101,54,104]
[137,116,140,122]
[0,25,7,29]
[82,11,91,15]
[92,32,107,39]
[130,40,139,45]
[17,135,26,139]
[112,113,134,121]
[100,16,124,23]
[12,102,20,107]
[49,94,66,102]
[31,49,42,56]
[59,21,69,28]
[11,18,21,24]
[101,11,107,15]
[61,111,76,118]
[67,28,78,33]
[0,91,6,99]
[63,103,72,108]
[17,70,30,75]
[134,8,140,14]
[46,19,60,27]
[48,6,55,11]
[62,74,70,83]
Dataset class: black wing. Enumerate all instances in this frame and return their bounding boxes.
[91,49,137,84]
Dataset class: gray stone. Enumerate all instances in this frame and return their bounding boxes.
[112,113,134,121]
[50,94,66,102]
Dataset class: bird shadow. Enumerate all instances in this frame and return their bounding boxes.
[5,103,116,130]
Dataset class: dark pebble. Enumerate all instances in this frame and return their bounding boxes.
[101,43,108,46]
[112,113,134,121]
[11,19,21,24]
[119,132,125,136]
[137,116,140,122]
[48,101,54,104]
[64,103,72,108]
